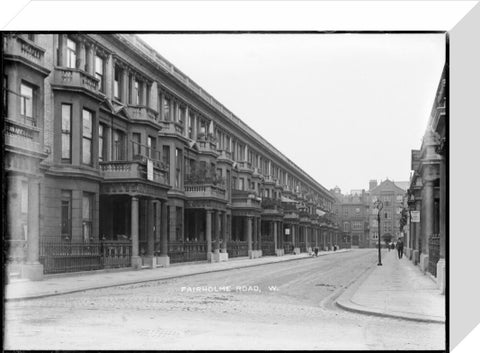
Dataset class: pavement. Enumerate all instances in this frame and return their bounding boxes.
[336,250,445,323]
[5,249,349,301]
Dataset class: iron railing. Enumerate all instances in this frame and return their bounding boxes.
[428,234,440,277]
[167,241,208,264]
[227,241,249,258]
[261,241,275,256]
[39,240,132,274]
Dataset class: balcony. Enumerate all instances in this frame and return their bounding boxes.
[4,118,42,155]
[217,149,232,161]
[232,189,261,208]
[197,138,218,155]
[100,161,167,185]
[127,105,159,124]
[4,35,49,74]
[184,184,227,201]
[237,161,253,173]
[52,67,100,97]
[264,175,276,185]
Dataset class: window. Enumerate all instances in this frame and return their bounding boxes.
[82,109,93,165]
[239,178,245,191]
[82,193,93,243]
[232,176,237,190]
[343,222,349,232]
[114,66,121,100]
[66,38,77,69]
[163,145,170,183]
[147,136,156,159]
[175,149,182,188]
[20,83,34,122]
[95,56,104,92]
[179,107,186,125]
[61,190,72,241]
[134,80,140,105]
[132,133,141,157]
[27,34,35,41]
[98,124,106,162]
[163,97,171,121]
[61,104,72,162]
[113,130,125,161]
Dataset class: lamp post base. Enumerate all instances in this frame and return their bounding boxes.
[377,262,383,266]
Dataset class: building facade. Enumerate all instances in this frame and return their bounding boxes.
[332,187,369,248]
[3,33,339,280]
[367,179,408,248]
[407,65,446,294]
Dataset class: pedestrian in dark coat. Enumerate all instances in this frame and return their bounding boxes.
[396,239,404,259]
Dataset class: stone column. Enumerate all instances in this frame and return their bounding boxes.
[22,179,43,280]
[131,196,142,269]
[247,216,253,258]
[121,68,129,104]
[105,53,113,99]
[214,211,220,253]
[252,217,258,251]
[305,226,310,250]
[291,224,296,247]
[420,177,435,272]
[438,154,446,293]
[154,201,161,248]
[273,221,278,250]
[57,34,67,67]
[157,200,169,267]
[144,199,156,268]
[87,44,95,75]
[7,69,18,120]
[206,210,212,256]
[78,42,86,71]
[257,217,262,255]
[221,212,228,253]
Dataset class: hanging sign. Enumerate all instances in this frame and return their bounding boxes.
[147,159,154,181]
[411,211,420,223]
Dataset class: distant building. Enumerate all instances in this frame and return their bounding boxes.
[367,179,408,248]
[332,187,369,248]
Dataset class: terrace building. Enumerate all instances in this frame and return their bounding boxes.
[3,33,338,280]
[407,65,446,294]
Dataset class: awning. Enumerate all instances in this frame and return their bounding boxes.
[316,209,326,217]
[281,196,297,203]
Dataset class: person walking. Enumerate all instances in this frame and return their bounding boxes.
[396,239,404,259]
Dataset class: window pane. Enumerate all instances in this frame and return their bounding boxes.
[82,138,92,164]
[21,84,33,117]
[82,194,91,220]
[82,110,92,138]
[61,104,71,160]
[67,38,76,51]
[95,56,103,75]
[62,105,71,131]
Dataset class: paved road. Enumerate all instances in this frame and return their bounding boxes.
[4,249,445,350]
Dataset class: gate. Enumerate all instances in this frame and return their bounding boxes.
[283,241,294,254]
[261,241,275,256]
[428,234,440,277]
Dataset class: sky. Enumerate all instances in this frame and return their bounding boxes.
[139,33,446,194]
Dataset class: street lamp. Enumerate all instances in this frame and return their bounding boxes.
[374,199,384,266]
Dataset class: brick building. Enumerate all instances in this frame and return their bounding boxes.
[332,187,369,248]
[367,179,408,248]
[3,33,339,280]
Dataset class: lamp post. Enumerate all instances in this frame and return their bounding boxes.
[374,199,384,266]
